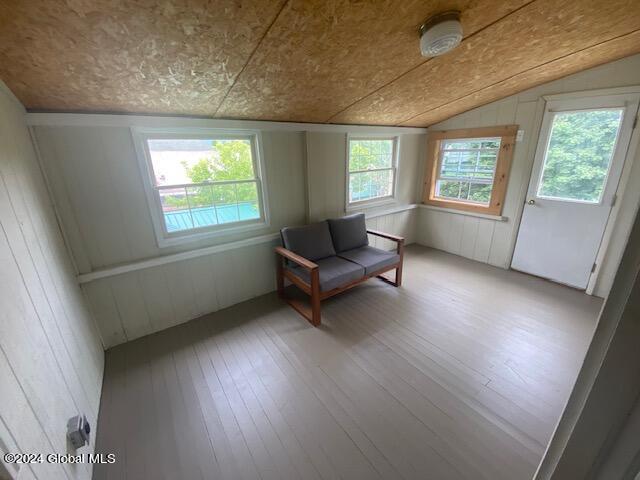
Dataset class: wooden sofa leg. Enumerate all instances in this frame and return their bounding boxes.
[310,268,321,326]
[276,257,285,298]
[395,240,405,287]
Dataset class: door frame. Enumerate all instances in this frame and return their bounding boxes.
[507,86,640,295]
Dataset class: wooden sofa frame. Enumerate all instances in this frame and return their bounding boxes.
[275,229,405,326]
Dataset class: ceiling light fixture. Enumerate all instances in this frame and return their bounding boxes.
[419,11,463,58]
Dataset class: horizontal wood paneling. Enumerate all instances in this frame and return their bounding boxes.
[416,55,640,288]
[0,83,103,480]
[86,209,418,349]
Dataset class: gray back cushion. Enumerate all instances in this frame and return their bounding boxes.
[281,221,336,260]
[328,213,369,253]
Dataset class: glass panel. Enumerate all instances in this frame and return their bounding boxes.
[212,184,239,224]
[349,169,393,203]
[435,180,492,205]
[160,187,194,232]
[443,138,500,150]
[147,138,255,186]
[435,136,499,205]
[349,139,394,171]
[236,182,261,221]
[186,185,217,229]
[537,109,623,202]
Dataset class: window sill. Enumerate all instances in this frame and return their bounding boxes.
[419,204,508,222]
[346,197,397,212]
[156,219,269,248]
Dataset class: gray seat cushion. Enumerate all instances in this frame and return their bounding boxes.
[327,213,368,253]
[281,221,336,261]
[338,246,399,275]
[287,256,365,292]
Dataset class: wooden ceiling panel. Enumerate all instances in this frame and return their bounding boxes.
[330,0,640,126]
[0,0,639,125]
[214,0,530,123]
[0,0,286,114]
[399,30,640,127]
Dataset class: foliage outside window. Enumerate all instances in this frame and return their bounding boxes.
[423,126,517,216]
[347,137,397,206]
[537,109,623,203]
[140,133,266,240]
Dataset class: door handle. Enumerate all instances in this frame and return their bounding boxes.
[527,199,536,205]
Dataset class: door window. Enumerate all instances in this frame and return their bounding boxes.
[537,109,624,203]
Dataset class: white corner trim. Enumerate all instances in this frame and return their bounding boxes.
[0,80,26,112]
[25,112,428,134]
[418,204,508,222]
[77,232,281,284]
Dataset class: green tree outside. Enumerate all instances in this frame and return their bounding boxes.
[164,140,258,209]
[538,109,621,202]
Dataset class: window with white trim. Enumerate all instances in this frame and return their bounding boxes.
[134,129,268,246]
[347,137,397,206]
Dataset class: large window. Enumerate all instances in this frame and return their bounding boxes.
[133,129,267,246]
[347,137,397,206]
[423,126,517,216]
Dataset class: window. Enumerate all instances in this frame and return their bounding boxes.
[133,128,268,246]
[423,126,517,215]
[347,136,397,206]
[537,109,623,203]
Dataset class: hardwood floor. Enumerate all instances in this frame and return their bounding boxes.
[93,245,602,480]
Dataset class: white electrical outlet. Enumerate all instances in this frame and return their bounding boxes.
[516,130,524,142]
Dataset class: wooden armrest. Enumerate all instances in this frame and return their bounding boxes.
[275,246,319,271]
[366,229,405,243]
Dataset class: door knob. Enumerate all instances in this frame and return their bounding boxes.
[527,199,536,205]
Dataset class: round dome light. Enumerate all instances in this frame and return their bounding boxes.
[419,11,463,58]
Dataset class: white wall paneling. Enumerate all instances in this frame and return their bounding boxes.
[82,207,418,349]
[416,54,640,296]
[32,116,423,348]
[0,81,104,480]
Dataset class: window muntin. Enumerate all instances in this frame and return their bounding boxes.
[537,109,623,203]
[143,135,264,236]
[348,137,397,205]
[434,137,501,205]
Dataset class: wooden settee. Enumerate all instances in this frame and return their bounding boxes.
[275,213,404,326]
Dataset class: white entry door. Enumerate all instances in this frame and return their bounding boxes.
[512,92,639,289]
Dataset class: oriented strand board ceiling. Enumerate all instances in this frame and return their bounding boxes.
[1,0,640,126]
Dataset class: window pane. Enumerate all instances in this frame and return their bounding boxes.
[236,182,261,221]
[349,169,393,202]
[212,184,239,224]
[349,139,394,171]
[537,109,623,202]
[186,185,217,229]
[147,138,255,186]
[160,188,194,232]
[435,180,492,205]
[436,136,499,206]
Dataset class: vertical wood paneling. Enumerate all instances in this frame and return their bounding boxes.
[460,217,480,260]
[416,54,640,279]
[85,210,417,349]
[0,84,103,480]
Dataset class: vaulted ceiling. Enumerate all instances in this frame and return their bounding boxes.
[1,0,639,126]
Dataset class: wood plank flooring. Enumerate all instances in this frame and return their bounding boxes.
[93,245,602,480]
